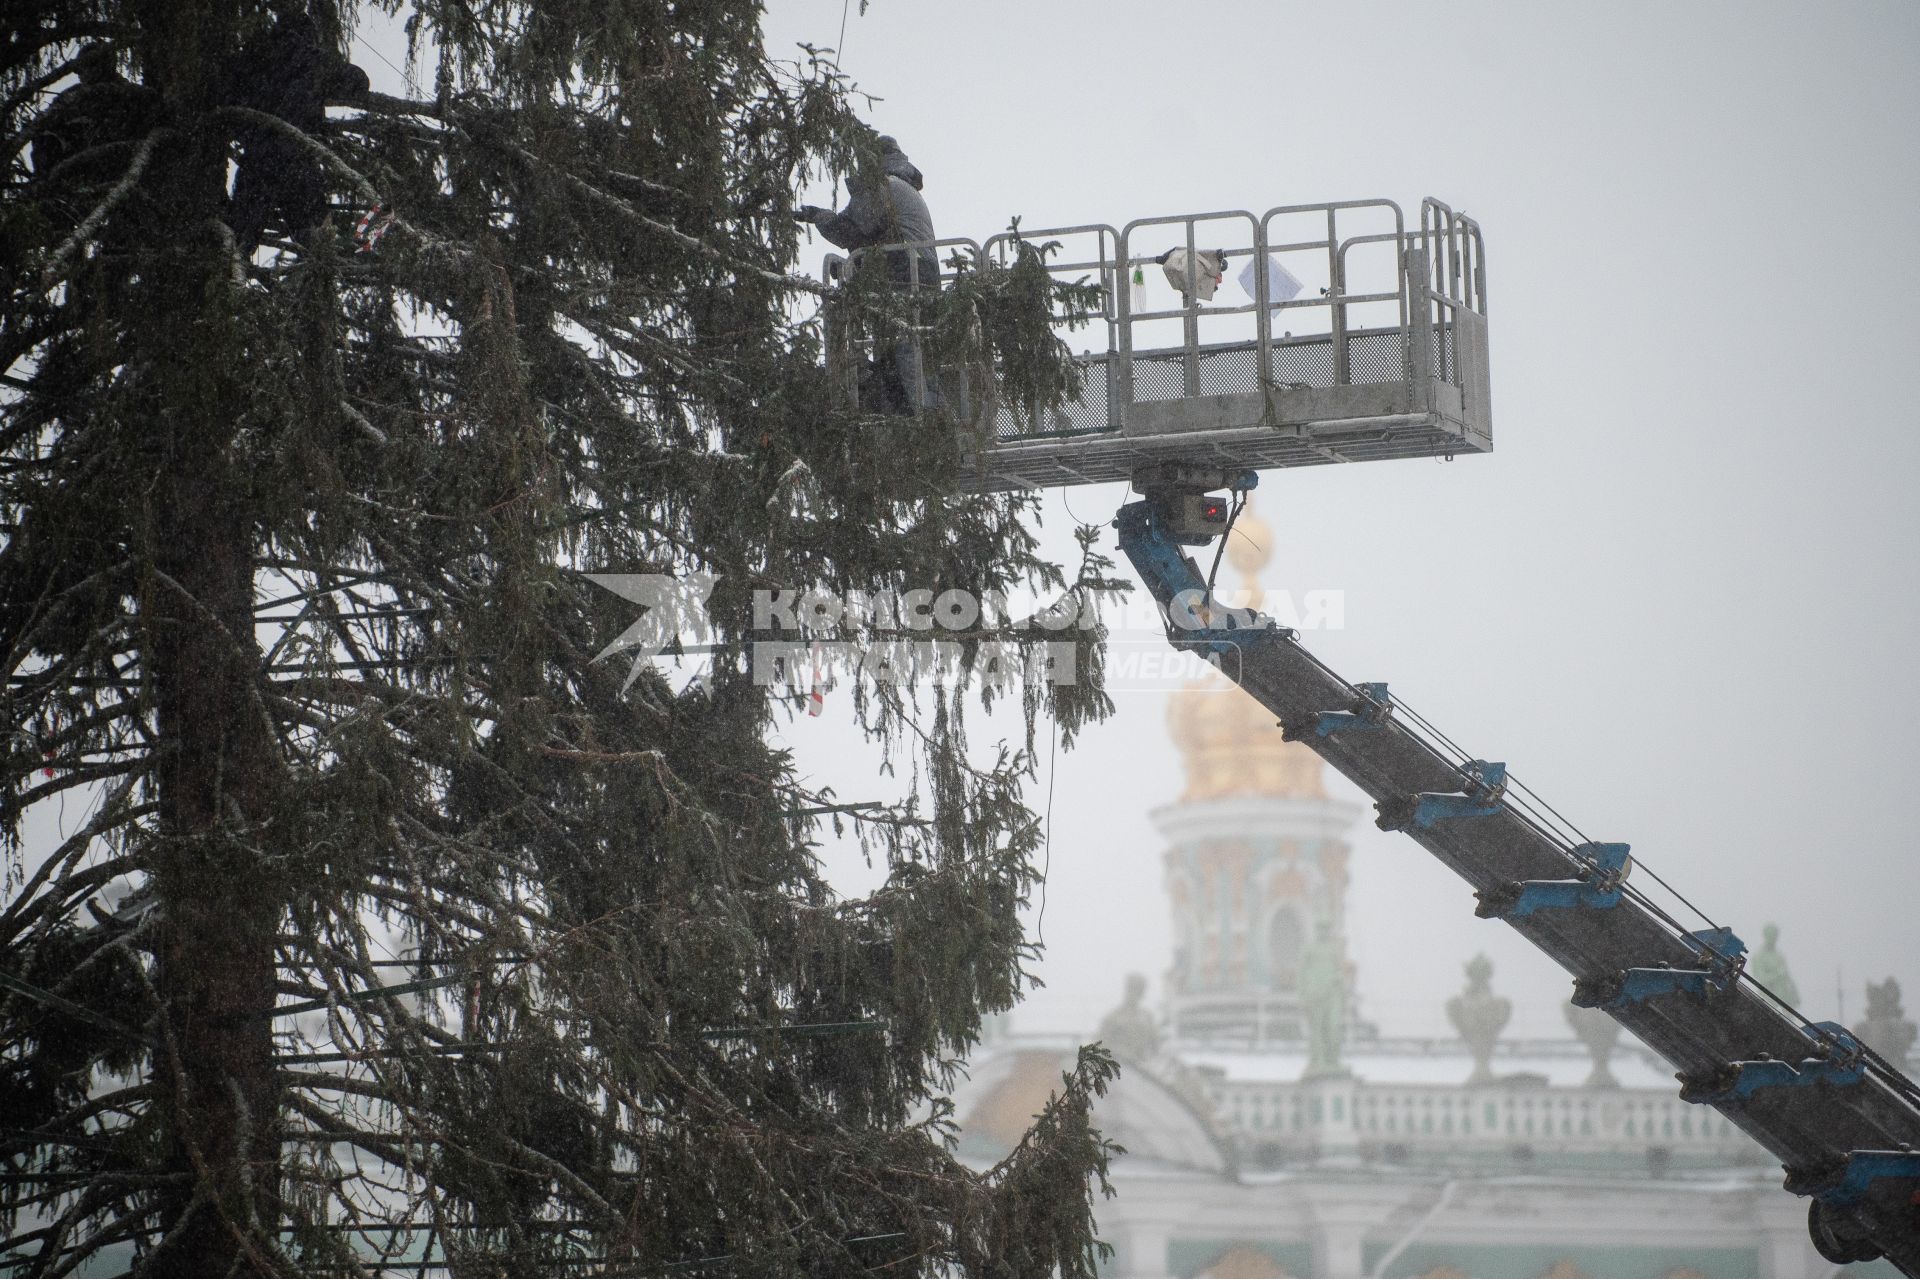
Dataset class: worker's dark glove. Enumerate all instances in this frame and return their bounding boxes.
[793,205,829,224]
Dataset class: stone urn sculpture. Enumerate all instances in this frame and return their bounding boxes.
[1859,978,1918,1067]
[1564,1000,1622,1088]
[1447,953,1510,1086]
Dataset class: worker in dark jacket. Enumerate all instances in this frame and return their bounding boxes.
[796,136,939,414]
[798,136,938,288]
[224,12,370,255]
[28,45,160,230]
[29,47,150,179]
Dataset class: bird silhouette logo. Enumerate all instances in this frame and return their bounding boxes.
[584,571,720,692]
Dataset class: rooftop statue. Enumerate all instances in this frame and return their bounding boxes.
[1297,918,1348,1077]
[1095,972,1163,1064]
[1747,922,1800,1008]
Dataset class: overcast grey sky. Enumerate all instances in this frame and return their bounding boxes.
[763,0,1920,1040]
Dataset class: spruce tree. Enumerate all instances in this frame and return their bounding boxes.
[1,3,1120,1275]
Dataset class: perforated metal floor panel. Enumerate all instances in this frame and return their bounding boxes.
[964,328,1485,493]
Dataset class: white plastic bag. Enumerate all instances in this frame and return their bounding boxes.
[1159,248,1226,302]
[1238,253,1304,305]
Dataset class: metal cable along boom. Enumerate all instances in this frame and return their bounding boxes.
[824,189,1895,1263]
[1114,466,1920,1272]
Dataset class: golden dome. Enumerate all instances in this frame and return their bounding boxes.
[1224,507,1273,589]
[1167,497,1326,802]
[1168,677,1327,801]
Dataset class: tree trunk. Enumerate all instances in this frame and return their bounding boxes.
[138,4,282,1272]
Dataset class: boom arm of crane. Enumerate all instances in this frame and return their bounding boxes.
[1115,469,1920,1272]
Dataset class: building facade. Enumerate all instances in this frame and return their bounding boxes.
[951,510,1911,1279]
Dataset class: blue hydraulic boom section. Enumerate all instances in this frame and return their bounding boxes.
[1115,481,1920,1272]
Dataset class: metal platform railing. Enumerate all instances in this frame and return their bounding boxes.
[821,197,1491,492]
